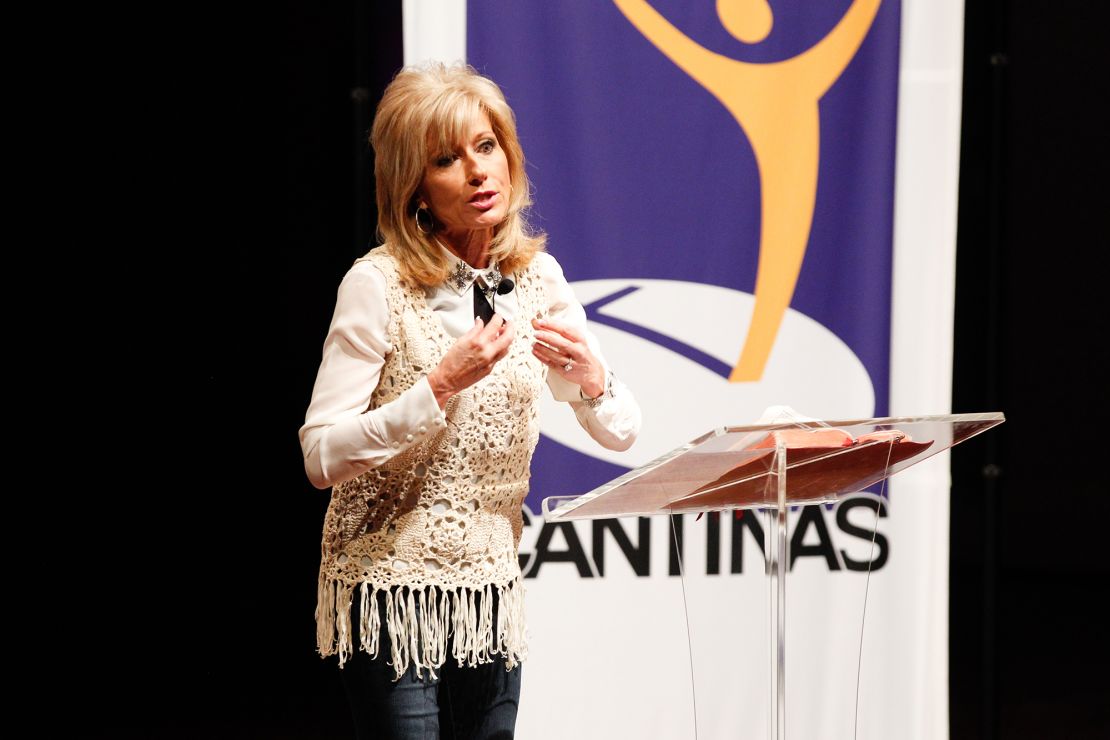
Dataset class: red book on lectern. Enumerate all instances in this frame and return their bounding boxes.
[670,428,929,510]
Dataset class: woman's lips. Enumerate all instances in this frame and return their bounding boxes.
[468,191,499,210]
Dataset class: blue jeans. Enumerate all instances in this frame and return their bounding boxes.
[340,589,522,740]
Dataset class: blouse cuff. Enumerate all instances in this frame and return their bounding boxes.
[362,376,448,453]
[569,376,641,452]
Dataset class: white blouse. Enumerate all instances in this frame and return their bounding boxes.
[299,250,641,489]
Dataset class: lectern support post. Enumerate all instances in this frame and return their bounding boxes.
[768,443,788,740]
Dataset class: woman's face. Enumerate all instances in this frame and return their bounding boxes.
[419,113,511,241]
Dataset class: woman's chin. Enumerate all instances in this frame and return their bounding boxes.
[440,209,510,238]
[471,208,509,229]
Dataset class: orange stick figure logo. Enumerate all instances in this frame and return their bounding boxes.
[613,0,883,382]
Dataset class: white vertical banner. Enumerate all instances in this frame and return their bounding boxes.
[401,0,963,737]
[883,0,966,737]
[401,0,465,67]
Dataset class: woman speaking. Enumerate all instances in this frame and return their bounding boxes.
[300,63,640,739]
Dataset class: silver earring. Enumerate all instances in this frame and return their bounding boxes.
[415,204,434,235]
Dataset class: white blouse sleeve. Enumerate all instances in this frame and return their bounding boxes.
[537,253,642,452]
[299,262,447,489]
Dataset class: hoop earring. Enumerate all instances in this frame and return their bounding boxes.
[415,204,434,235]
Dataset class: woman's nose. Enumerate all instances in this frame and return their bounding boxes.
[466,156,487,184]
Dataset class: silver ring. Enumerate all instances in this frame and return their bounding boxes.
[563,362,573,372]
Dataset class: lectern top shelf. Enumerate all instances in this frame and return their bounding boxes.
[541,412,1004,522]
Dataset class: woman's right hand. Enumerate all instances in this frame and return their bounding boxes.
[427,315,515,408]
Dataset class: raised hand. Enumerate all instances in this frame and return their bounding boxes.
[428,315,515,408]
[531,318,606,399]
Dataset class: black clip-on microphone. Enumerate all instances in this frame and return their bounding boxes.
[492,277,514,313]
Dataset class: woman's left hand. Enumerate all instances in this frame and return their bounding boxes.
[532,318,606,398]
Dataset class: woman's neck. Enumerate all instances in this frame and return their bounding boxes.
[436,227,494,269]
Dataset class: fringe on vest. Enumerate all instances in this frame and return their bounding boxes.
[316,575,527,680]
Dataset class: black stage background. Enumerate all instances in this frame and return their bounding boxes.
[78,1,1106,737]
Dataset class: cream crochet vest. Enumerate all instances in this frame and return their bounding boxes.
[316,247,548,677]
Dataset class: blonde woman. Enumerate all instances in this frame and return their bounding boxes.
[299,63,640,740]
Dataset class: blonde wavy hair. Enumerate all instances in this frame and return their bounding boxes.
[370,63,545,286]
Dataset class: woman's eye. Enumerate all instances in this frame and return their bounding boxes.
[478,140,496,154]
[435,154,456,167]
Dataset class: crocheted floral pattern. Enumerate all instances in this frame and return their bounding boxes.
[316,247,549,675]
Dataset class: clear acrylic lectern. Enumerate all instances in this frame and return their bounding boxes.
[542,412,1005,740]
